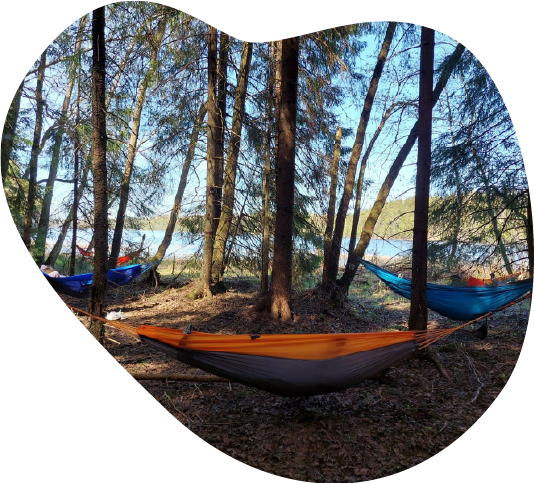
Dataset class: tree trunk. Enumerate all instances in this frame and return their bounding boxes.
[337,43,466,293]
[89,6,109,343]
[1,81,23,185]
[109,18,166,269]
[261,44,276,294]
[526,191,534,279]
[408,27,434,332]
[322,126,342,284]
[347,102,399,256]
[22,51,46,252]
[213,31,229,235]
[270,37,299,321]
[34,18,86,265]
[324,22,396,285]
[211,42,253,284]
[45,163,89,267]
[69,72,83,276]
[199,25,218,298]
[153,102,207,261]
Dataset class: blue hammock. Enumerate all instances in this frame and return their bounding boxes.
[358,258,532,321]
[42,263,150,298]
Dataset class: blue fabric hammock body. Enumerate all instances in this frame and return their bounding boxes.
[358,258,533,321]
[42,263,151,298]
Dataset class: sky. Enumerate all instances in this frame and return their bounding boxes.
[1,2,533,484]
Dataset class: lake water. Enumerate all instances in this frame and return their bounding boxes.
[48,228,413,260]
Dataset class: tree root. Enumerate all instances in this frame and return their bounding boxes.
[419,348,452,380]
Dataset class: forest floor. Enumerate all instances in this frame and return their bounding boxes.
[64,263,530,483]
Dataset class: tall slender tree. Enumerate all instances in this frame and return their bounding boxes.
[153,102,207,261]
[270,36,299,321]
[211,41,253,285]
[22,50,47,251]
[337,43,466,294]
[33,18,86,264]
[1,81,24,185]
[324,22,396,285]
[322,126,342,284]
[109,16,167,268]
[199,25,218,298]
[409,27,435,332]
[89,6,109,342]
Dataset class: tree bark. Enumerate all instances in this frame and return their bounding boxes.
[324,22,397,285]
[153,102,207,261]
[409,27,435,332]
[1,81,23,186]
[337,43,466,293]
[89,6,109,343]
[211,42,253,284]
[213,31,229,235]
[33,18,86,265]
[45,163,89,267]
[322,126,342,284]
[347,102,399,256]
[22,51,47,252]
[261,44,276,294]
[270,37,299,321]
[109,17,166,268]
[526,191,534,279]
[199,25,218,298]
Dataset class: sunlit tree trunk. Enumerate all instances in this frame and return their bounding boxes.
[1,81,23,185]
[337,43,466,293]
[45,163,89,267]
[89,6,109,343]
[153,102,207,261]
[214,31,229,235]
[109,17,166,268]
[322,126,342,284]
[526,191,534,279]
[270,37,299,321]
[33,17,86,265]
[199,25,218,298]
[22,50,46,252]
[211,42,253,285]
[347,102,398,256]
[261,44,276,294]
[325,22,396,285]
[409,27,434,332]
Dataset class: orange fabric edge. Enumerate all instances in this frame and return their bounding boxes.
[136,326,417,360]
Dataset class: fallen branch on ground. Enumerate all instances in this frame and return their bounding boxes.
[129,372,229,382]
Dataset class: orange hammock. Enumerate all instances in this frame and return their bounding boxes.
[67,293,530,397]
[467,273,521,286]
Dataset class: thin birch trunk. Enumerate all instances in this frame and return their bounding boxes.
[34,17,86,264]
[1,81,24,185]
[22,50,47,251]
[153,102,207,261]
[214,31,229,234]
[325,22,396,285]
[109,18,166,268]
[347,102,399,256]
[337,43,466,293]
[322,126,342,284]
[211,42,253,284]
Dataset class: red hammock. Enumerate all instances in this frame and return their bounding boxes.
[76,245,142,267]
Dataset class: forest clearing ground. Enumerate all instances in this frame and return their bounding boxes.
[65,268,530,482]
